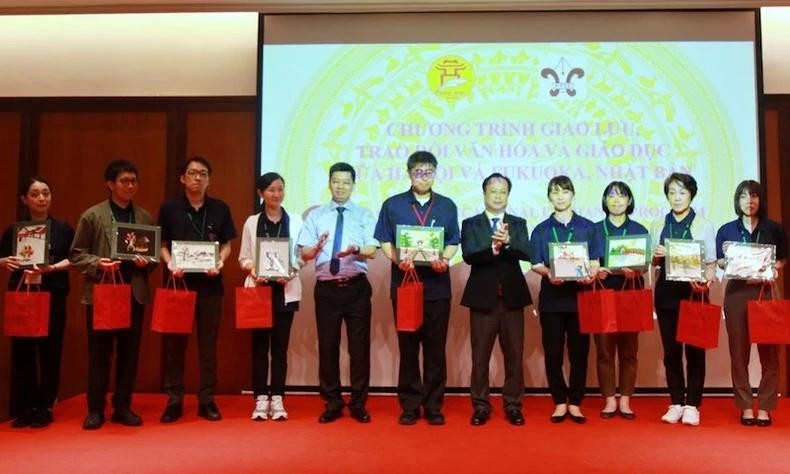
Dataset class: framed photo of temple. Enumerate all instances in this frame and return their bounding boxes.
[723,241,776,281]
[548,242,590,280]
[111,223,160,262]
[665,238,705,281]
[396,225,445,266]
[255,237,292,279]
[604,234,650,270]
[171,240,219,273]
[12,220,50,268]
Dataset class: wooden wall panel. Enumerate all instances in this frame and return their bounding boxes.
[37,112,169,399]
[0,113,21,420]
[184,112,256,396]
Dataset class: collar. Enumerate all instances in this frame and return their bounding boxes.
[109,198,133,214]
[180,192,208,211]
[484,211,505,221]
[330,200,351,211]
[406,189,433,206]
[549,211,575,228]
[666,207,696,228]
[735,217,766,235]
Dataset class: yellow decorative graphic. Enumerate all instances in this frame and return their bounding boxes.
[428,55,474,101]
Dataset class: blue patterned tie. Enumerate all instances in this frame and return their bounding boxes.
[491,217,500,234]
[329,207,345,275]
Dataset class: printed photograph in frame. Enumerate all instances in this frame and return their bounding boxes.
[604,234,649,270]
[12,220,50,268]
[548,242,590,280]
[255,237,292,279]
[665,238,705,281]
[396,225,445,266]
[171,240,219,273]
[723,241,776,281]
[111,223,161,262]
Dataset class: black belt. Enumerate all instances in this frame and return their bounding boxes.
[317,274,366,288]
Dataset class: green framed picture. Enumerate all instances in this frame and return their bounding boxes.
[604,233,649,270]
[396,225,444,266]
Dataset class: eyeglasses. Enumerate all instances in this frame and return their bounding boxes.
[117,178,138,186]
[411,169,436,179]
[186,169,210,178]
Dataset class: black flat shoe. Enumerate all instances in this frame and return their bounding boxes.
[318,407,343,424]
[756,415,772,427]
[505,410,524,426]
[30,408,54,428]
[740,413,756,426]
[618,410,636,420]
[160,403,184,423]
[198,402,222,421]
[425,411,446,426]
[569,414,587,424]
[398,410,419,425]
[111,408,143,427]
[349,406,371,423]
[470,410,490,426]
[550,412,567,424]
[600,410,617,419]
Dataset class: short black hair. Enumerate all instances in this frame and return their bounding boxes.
[482,173,511,193]
[329,162,356,183]
[20,176,51,197]
[181,156,212,176]
[733,179,766,219]
[104,159,138,182]
[601,181,635,215]
[256,172,285,192]
[407,151,438,171]
[547,175,574,197]
[663,172,697,200]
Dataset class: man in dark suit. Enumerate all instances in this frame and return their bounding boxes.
[461,173,531,426]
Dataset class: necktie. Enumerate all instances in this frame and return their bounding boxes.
[491,217,500,234]
[329,206,345,275]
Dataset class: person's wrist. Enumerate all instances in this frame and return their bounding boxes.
[352,245,361,255]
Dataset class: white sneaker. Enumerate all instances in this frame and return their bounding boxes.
[661,404,684,424]
[252,395,269,421]
[681,405,700,426]
[270,395,288,421]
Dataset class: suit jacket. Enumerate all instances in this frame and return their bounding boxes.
[69,200,156,305]
[460,212,532,311]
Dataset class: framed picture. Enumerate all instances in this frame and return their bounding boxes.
[723,241,776,281]
[665,238,705,281]
[111,223,160,262]
[12,220,50,268]
[548,242,590,280]
[604,234,650,270]
[396,225,445,266]
[255,237,292,279]
[171,240,219,273]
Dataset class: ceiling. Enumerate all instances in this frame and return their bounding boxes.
[0,0,788,14]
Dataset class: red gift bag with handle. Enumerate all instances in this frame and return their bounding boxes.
[615,276,655,332]
[235,285,273,329]
[747,283,790,344]
[396,268,423,332]
[3,280,50,337]
[577,279,618,334]
[677,291,721,349]
[92,265,131,330]
[151,276,197,333]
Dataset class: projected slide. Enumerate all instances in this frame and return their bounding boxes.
[261,42,758,247]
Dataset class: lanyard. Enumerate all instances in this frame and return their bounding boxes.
[411,200,435,226]
[742,229,761,244]
[186,209,207,240]
[603,219,627,237]
[551,226,573,243]
[669,222,689,240]
[264,220,283,238]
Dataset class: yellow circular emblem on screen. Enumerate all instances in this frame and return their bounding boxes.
[428,55,474,101]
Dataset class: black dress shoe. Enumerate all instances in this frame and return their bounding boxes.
[318,407,343,424]
[111,408,143,427]
[349,406,371,423]
[550,412,567,423]
[82,412,105,430]
[505,410,525,426]
[30,408,54,428]
[425,411,446,426]
[618,410,636,420]
[569,414,587,424]
[470,410,490,426]
[398,410,419,425]
[11,409,35,429]
[198,402,222,421]
[160,403,184,423]
[756,415,772,427]
[600,410,617,419]
[740,413,756,426]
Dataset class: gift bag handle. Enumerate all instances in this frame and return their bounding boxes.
[99,263,126,285]
[15,276,42,293]
[621,274,645,291]
[165,274,189,291]
[757,282,776,302]
[401,267,421,286]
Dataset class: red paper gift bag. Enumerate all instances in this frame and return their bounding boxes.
[151,276,197,334]
[235,286,273,329]
[615,278,655,332]
[3,281,50,337]
[92,266,131,330]
[677,293,721,349]
[747,284,790,344]
[577,280,618,334]
[396,268,423,332]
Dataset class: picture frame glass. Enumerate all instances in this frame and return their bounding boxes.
[396,225,445,266]
[548,242,590,280]
[604,233,649,270]
[723,241,776,281]
[13,220,50,268]
[171,240,219,272]
[111,223,161,262]
[665,238,704,281]
[255,237,292,279]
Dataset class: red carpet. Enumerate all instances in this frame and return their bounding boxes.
[0,393,788,473]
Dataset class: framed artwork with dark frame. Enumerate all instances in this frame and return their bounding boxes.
[111,223,161,262]
[548,241,590,280]
[396,225,445,266]
[255,237,292,279]
[665,238,705,281]
[13,220,50,268]
[171,240,219,273]
[723,241,776,281]
[604,234,650,271]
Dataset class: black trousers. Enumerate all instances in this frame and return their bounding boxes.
[540,311,590,406]
[315,276,372,411]
[10,290,68,414]
[656,308,706,407]
[470,298,525,413]
[162,294,222,405]
[395,298,451,414]
[85,299,144,413]
[251,311,295,397]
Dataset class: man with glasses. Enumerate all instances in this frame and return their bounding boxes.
[70,159,157,430]
[157,156,237,423]
[374,151,460,425]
